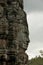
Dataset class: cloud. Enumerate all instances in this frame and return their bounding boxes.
[26,12,43,59]
[24,0,43,12]
[27,12,43,42]
[26,42,43,59]
[24,0,43,59]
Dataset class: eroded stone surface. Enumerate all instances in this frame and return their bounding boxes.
[0,0,29,65]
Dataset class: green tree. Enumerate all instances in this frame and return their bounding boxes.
[40,50,43,56]
[29,56,43,65]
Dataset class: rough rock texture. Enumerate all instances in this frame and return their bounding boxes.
[0,0,30,65]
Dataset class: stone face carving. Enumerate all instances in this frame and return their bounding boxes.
[0,0,30,65]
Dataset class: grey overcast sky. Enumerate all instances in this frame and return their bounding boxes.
[24,0,43,59]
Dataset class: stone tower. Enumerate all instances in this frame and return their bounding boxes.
[0,0,30,65]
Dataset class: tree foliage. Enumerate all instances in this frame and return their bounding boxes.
[29,56,43,65]
[40,50,43,56]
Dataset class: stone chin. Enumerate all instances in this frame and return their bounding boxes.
[22,44,28,50]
